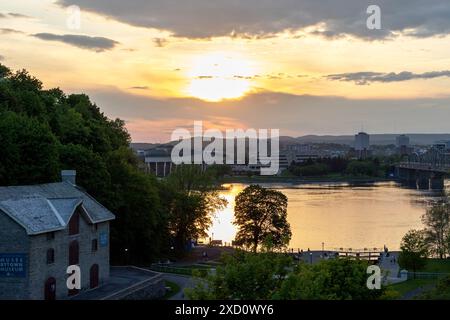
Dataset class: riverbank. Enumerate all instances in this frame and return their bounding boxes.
[221,175,394,185]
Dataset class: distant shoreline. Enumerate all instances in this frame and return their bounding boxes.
[221,175,394,185]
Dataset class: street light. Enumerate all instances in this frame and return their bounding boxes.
[309,252,313,265]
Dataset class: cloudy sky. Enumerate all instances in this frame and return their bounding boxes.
[1,0,450,142]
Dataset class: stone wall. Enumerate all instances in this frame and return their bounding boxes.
[26,208,110,300]
[0,212,30,299]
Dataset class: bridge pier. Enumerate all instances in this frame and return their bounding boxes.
[396,163,447,191]
[416,174,430,190]
[430,175,445,190]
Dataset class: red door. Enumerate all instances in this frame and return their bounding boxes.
[44,277,56,300]
[90,264,99,289]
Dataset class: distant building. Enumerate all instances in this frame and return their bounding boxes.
[396,135,413,156]
[353,132,371,159]
[144,147,174,177]
[434,141,450,151]
[0,171,115,300]
[396,135,410,148]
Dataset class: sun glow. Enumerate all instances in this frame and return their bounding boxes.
[186,53,256,102]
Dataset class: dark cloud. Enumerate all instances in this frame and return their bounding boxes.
[130,86,150,90]
[0,12,32,19]
[57,0,450,40]
[6,13,32,19]
[0,28,24,35]
[32,33,119,52]
[327,71,450,85]
[86,88,450,137]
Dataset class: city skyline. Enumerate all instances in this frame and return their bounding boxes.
[2,0,450,142]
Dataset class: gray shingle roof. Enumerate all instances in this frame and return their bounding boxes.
[0,182,115,235]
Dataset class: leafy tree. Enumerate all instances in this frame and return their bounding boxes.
[187,252,388,300]
[234,185,291,252]
[346,160,377,176]
[0,111,59,185]
[0,63,166,264]
[163,165,227,254]
[275,258,385,300]
[186,251,293,300]
[422,202,450,259]
[398,229,428,274]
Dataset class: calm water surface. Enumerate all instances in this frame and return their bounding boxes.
[208,181,449,251]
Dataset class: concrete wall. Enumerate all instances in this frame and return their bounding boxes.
[27,210,111,300]
[0,211,30,299]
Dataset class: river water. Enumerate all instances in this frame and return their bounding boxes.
[208,181,449,251]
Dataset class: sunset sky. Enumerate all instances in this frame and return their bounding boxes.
[1,0,450,142]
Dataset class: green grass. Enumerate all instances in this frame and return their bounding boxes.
[390,278,436,297]
[162,280,181,300]
[150,264,212,276]
[388,259,450,299]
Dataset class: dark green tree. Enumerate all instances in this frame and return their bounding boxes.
[0,111,59,185]
[234,185,291,252]
[186,251,293,300]
[398,229,428,275]
[422,202,450,259]
[163,165,227,254]
[275,258,386,300]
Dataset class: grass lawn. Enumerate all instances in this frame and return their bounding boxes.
[162,280,181,300]
[389,279,436,297]
[150,264,213,276]
[389,259,450,298]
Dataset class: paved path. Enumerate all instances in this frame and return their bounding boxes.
[379,252,401,284]
[162,273,196,300]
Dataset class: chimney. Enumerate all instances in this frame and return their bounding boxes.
[61,170,76,185]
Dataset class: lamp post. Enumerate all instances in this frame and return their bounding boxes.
[309,252,313,265]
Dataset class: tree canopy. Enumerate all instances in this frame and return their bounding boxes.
[234,185,291,252]
[0,63,165,264]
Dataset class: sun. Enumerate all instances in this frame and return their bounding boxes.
[186,53,255,102]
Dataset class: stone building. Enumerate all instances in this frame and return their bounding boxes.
[0,171,115,300]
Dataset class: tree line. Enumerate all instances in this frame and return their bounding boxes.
[0,64,226,264]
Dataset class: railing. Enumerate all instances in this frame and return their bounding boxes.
[407,272,450,280]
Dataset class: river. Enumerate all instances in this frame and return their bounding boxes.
[208,181,449,251]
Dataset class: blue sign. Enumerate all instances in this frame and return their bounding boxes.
[0,253,27,278]
[99,232,108,247]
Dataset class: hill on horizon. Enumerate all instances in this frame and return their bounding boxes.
[132,133,450,149]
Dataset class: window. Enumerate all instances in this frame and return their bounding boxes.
[44,277,56,300]
[46,249,55,264]
[92,224,98,232]
[90,264,99,289]
[69,240,79,265]
[46,232,55,241]
[68,211,79,235]
[91,239,98,252]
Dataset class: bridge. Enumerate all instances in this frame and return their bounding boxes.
[396,146,450,190]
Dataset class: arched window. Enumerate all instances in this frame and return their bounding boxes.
[68,210,80,235]
[44,277,56,300]
[69,240,79,265]
[90,264,99,289]
[46,248,55,264]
